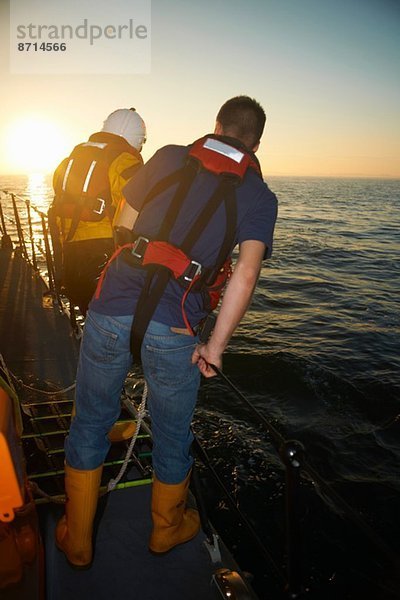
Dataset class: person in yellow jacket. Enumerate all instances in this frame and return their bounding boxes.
[49,108,146,316]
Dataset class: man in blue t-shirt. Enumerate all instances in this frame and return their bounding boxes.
[56,96,278,568]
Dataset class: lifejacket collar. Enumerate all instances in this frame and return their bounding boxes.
[188,134,262,181]
[89,131,143,161]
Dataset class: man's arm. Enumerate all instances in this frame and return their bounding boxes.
[110,153,143,225]
[192,239,266,377]
[115,201,139,230]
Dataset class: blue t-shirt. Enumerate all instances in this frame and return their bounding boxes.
[90,143,278,327]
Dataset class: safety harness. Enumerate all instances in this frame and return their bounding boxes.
[52,132,142,242]
[95,135,262,361]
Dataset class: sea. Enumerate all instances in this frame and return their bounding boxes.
[0,174,399,599]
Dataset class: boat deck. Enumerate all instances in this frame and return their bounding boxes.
[0,248,244,600]
[42,482,219,600]
[0,247,79,390]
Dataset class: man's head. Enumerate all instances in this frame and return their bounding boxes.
[102,108,147,151]
[215,96,266,152]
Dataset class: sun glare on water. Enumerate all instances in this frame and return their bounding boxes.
[5,116,69,175]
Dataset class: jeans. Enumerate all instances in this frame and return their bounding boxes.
[65,311,201,483]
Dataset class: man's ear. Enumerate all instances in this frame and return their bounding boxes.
[252,141,260,153]
[214,121,223,135]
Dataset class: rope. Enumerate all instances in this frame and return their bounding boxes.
[0,353,14,387]
[29,480,65,504]
[107,381,148,492]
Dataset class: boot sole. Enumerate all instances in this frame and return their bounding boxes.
[148,532,199,556]
[55,541,93,570]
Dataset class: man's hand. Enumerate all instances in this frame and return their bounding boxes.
[192,343,221,378]
[192,239,266,377]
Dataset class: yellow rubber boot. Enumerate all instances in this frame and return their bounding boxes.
[71,403,136,444]
[55,464,103,568]
[149,473,200,554]
[107,421,136,443]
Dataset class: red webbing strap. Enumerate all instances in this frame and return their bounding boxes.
[95,238,199,335]
[142,241,191,279]
[94,243,135,299]
[180,275,201,334]
[95,240,195,300]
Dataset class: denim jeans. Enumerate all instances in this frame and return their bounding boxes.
[65,311,200,484]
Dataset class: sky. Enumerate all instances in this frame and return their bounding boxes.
[0,0,399,178]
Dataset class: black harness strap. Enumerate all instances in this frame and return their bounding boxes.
[140,167,188,216]
[129,168,238,362]
[65,199,88,243]
[65,193,111,242]
[130,162,198,361]
[180,177,238,284]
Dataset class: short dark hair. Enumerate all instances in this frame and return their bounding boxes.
[216,96,266,149]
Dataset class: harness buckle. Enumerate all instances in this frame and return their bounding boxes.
[93,198,106,215]
[183,260,202,282]
[131,236,150,260]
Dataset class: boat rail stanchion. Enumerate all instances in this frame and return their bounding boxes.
[279,440,305,599]
[40,213,57,297]
[0,200,6,235]
[0,200,4,232]
[25,200,38,272]
[191,434,283,579]
[190,437,262,600]
[69,302,79,333]
[11,193,29,260]
[0,201,13,249]
[190,460,215,543]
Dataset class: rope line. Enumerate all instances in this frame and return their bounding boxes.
[107,381,148,492]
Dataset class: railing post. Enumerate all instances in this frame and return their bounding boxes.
[280,439,305,598]
[11,193,29,260]
[0,201,13,250]
[41,214,56,295]
[26,200,38,271]
[0,200,7,235]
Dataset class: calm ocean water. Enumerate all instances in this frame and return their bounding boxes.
[1,174,399,598]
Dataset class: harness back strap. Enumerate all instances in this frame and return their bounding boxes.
[129,167,237,361]
[129,162,198,360]
[180,177,237,281]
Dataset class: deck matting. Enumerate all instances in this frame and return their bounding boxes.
[0,249,79,392]
[43,482,219,600]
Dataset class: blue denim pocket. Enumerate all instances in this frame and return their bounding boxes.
[82,311,120,363]
[142,321,199,386]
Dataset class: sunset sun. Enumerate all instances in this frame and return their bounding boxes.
[5,116,69,174]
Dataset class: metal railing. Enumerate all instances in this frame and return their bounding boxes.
[0,190,77,331]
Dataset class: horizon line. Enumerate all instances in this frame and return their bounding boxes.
[1,171,399,181]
